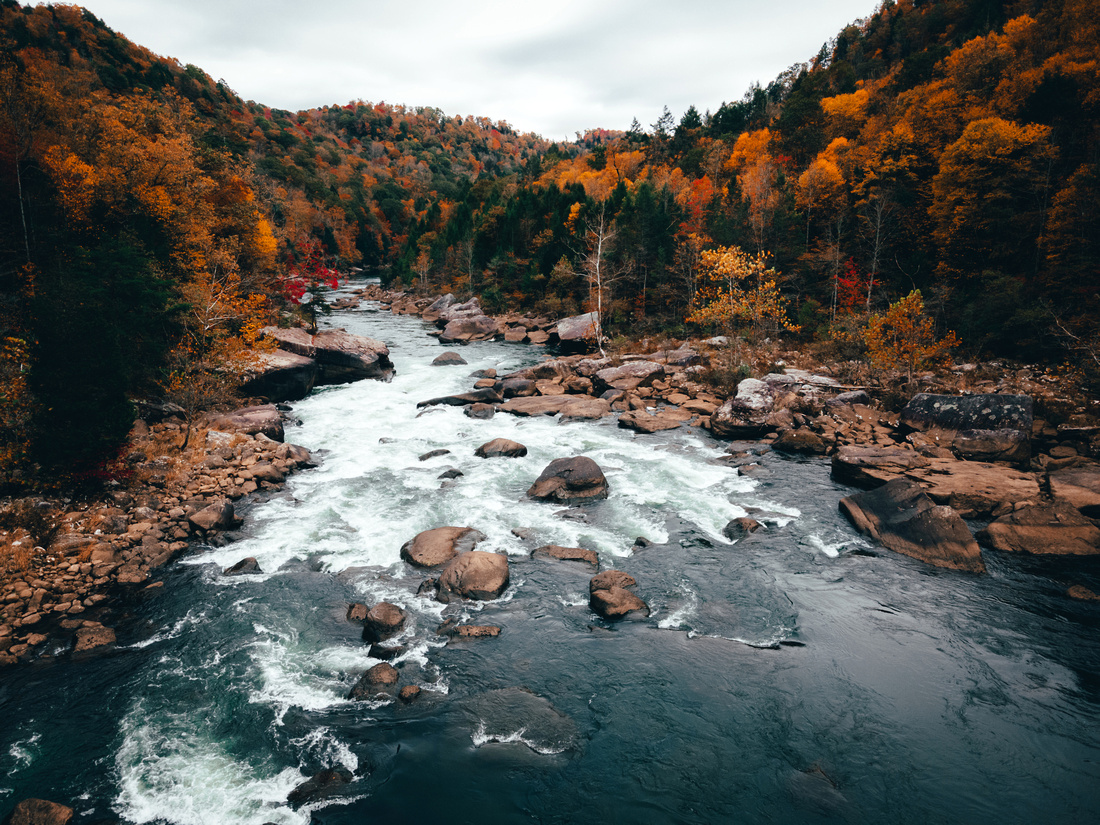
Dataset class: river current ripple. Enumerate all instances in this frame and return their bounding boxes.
[3,298,1100,825]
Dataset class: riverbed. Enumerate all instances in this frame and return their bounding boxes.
[3,299,1100,825]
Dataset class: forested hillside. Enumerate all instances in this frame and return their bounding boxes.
[2,0,1098,491]
[399,0,1098,366]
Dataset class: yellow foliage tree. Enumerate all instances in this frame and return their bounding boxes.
[687,245,798,343]
[864,290,959,380]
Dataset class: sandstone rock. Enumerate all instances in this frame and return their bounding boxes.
[262,326,393,384]
[839,478,985,573]
[363,602,408,642]
[594,361,665,392]
[589,569,649,619]
[978,503,1100,555]
[287,768,353,809]
[500,395,611,420]
[532,544,598,565]
[223,557,262,576]
[346,603,369,623]
[401,526,486,567]
[447,624,502,638]
[439,315,500,343]
[1068,585,1100,601]
[437,551,510,600]
[501,377,538,398]
[417,388,503,408]
[188,500,237,532]
[348,662,399,699]
[5,799,74,825]
[209,405,284,441]
[73,625,116,651]
[1049,466,1100,517]
[475,438,528,458]
[830,445,931,488]
[432,351,468,366]
[399,685,422,703]
[901,393,1032,465]
[773,428,828,455]
[828,390,871,406]
[711,379,775,438]
[618,409,683,434]
[555,312,598,351]
[527,457,609,503]
[723,517,765,541]
[239,349,318,402]
[465,403,496,420]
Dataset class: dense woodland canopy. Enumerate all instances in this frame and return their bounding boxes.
[1,0,1098,489]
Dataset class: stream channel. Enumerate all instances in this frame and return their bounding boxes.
[3,295,1100,824]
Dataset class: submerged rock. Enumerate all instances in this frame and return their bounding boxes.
[839,478,985,573]
[417,388,503,408]
[223,557,262,576]
[287,768,353,809]
[723,517,765,541]
[533,544,598,565]
[348,662,399,699]
[527,457,609,503]
[362,602,408,642]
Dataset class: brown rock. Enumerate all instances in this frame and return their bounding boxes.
[475,438,528,458]
[1067,585,1100,601]
[527,457,609,503]
[348,662,399,699]
[465,403,496,420]
[500,395,611,420]
[73,625,116,652]
[399,685,422,703]
[618,409,683,434]
[188,500,237,532]
[223,557,262,576]
[208,404,285,441]
[287,768,353,809]
[1049,466,1100,517]
[978,503,1100,555]
[723,517,765,541]
[432,351,468,366]
[363,602,408,642]
[439,315,500,343]
[589,569,637,592]
[262,326,393,384]
[437,551,510,601]
[6,799,74,825]
[239,348,318,402]
[831,446,930,488]
[773,428,828,455]
[400,526,486,567]
[839,478,985,573]
[589,570,648,619]
[533,545,598,565]
[447,624,502,638]
[346,603,369,623]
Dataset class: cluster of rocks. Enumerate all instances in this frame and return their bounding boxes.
[0,404,316,667]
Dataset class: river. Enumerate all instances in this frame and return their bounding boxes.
[3,296,1100,824]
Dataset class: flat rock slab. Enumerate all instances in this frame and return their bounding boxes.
[401,526,486,567]
[262,326,393,383]
[209,404,284,441]
[418,388,503,408]
[595,361,665,391]
[500,395,611,420]
[618,409,683,434]
[773,428,828,455]
[73,625,116,651]
[840,478,985,573]
[831,446,931,488]
[1049,466,1100,517]
[901,393,1033,435]
[978,503,1100,555]
[528,457,609,503]
[533,544,598,565]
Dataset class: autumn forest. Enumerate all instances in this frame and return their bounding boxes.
[1,0,1098,489]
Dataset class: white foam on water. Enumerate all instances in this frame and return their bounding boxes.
[288,728,359,774]
[115,704,307,825]
[125,608,210,650]
[657,582,701,631]
[802,533,871,558]
[470,721,569,756]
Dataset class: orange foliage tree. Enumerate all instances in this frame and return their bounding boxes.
[864,290,959,380]
[687,245,798,343]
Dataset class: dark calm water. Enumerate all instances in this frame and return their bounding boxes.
[3,298,1100,825]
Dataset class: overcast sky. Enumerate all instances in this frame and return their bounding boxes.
[78,0,877,140]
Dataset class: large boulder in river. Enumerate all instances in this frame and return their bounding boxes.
[432,351,467,366]
[437,551,510,600]
[594,361,665,392]
[831,446,931,487]
[239,349,318,401]
[287,768,353,809]
[500,395,612,420]
[475,438,528,458]
[839,478,985,573]
[209,404,285,441]
[527,457,609,503]
[188,499,237,532]
[261,326,393,384]
[363,602,408,642]
[417,388,503,408]
[401,526,486,567]
[439,314,500,343]
[555,311,598,351]
[978,503,1100,555]
[348,663,399,699]
[711,379,775,438]
[5,799,74,825]
[900,393,1032,466]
